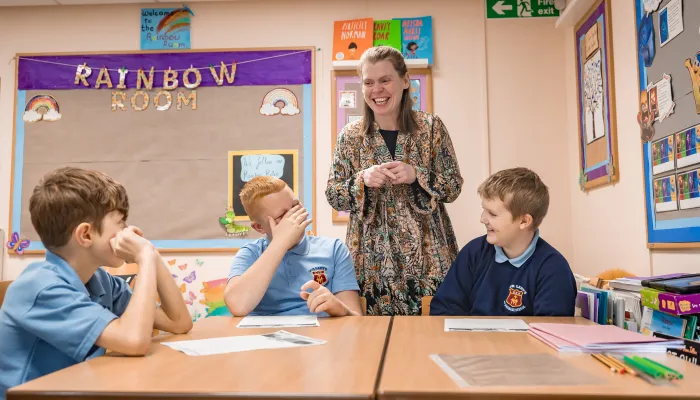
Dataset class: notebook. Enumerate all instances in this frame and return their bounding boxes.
[528,323,684,353]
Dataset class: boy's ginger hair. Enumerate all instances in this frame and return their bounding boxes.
[478,167,549,228]
[29,167,129,249]
[239,176,287,220]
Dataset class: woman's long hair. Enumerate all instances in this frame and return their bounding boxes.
[358,46,418,136]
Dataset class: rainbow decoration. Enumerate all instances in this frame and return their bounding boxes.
[259,88,300,116]
[156,6,194,35]
[199,278,232,317]
[23,94,61,123]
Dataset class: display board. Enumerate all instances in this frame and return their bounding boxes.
[8,48,315,254]
[635,0,700,247]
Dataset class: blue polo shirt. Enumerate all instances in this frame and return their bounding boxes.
[0,252,132,398]
[430,231,576,317]
[228,235,360,316]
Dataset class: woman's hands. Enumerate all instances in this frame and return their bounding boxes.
[362,161,416,188]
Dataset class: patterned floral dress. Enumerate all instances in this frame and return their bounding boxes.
[326,110,463,315]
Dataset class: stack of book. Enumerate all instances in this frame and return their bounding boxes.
[528,323,684,354]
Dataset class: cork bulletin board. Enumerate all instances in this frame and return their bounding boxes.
[8,48,315,254]
[575,0,619,192]
[330,68,433,223]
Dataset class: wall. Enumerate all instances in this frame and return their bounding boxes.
[0,0,573,280]
[486,17,573,261]
[564,0,700,277]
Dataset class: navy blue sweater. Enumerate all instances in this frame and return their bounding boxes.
[430,235,576,316]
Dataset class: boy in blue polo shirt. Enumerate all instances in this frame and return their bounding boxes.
[0,167,192,398]
[430,167,576,316]
[225,176,362,317]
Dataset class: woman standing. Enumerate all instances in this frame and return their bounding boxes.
[326,46,463,315]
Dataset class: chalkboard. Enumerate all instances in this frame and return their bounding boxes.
[228,150,298,220]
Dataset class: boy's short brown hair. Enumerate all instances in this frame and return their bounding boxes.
[29,167,129,249]
[239,176,287,220]
[477,167,549,228]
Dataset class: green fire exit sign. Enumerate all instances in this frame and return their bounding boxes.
[486,0,560,19]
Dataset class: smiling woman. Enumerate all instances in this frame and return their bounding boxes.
[326,46,464,316]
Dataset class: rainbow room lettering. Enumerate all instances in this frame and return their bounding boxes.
[74,62,235,111]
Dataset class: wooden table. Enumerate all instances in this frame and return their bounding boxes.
[378,316,700,400]
[8,316,391,400]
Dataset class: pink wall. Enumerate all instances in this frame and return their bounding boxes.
[0,0,588,278]
[486,17,573,262]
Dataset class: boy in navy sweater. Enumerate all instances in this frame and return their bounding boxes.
[430,167,576,316]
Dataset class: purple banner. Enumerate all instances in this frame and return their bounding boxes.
[17,49,312,90]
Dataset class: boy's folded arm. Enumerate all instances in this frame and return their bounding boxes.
[224,242,287,317]
[95,249,159,356]
[151,256,193,334]
[533,254,577,316]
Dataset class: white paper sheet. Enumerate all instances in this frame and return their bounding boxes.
[236,315,320,328]
[444,318,530,332]
[162,330,326,356]
[659,0,683,47]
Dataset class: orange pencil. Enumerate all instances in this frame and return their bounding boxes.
[604,354,638,376]
[592,354,618,373]
[602,354,632,375]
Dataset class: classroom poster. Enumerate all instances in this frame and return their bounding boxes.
[393,16,433,65]
[678,169,700,209]
[373,20,401,51]
[410,79,421,111]
[654,175,678,212]
[583,49,605,144]
[141,6,193,50]
[652,135,674,175]
[332,18,373,61]
[659,0,683,47]
[675,126,700,168]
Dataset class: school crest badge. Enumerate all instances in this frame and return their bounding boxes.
[309,266,328,286]
[504,285,527,312]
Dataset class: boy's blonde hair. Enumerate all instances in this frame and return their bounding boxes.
[239,176,287,220]
[29,167,129,249]
[478,167,549,228]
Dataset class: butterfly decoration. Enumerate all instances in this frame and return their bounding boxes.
[178,263,188,271]
[219,208,250,238]
[167,259,177,266]
[191,309,202,322]
[183,270,196,284]
[184,291,196,305]
[171,274,178,280]
[179,283,186,293]
[195,258,204,267]
[6,232,30,255]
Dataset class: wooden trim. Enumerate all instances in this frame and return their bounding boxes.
[8,393,374,400]
[7,54,19,253]
[330,69,350,224]
[311,47,317,236]
[647,242,700,249]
